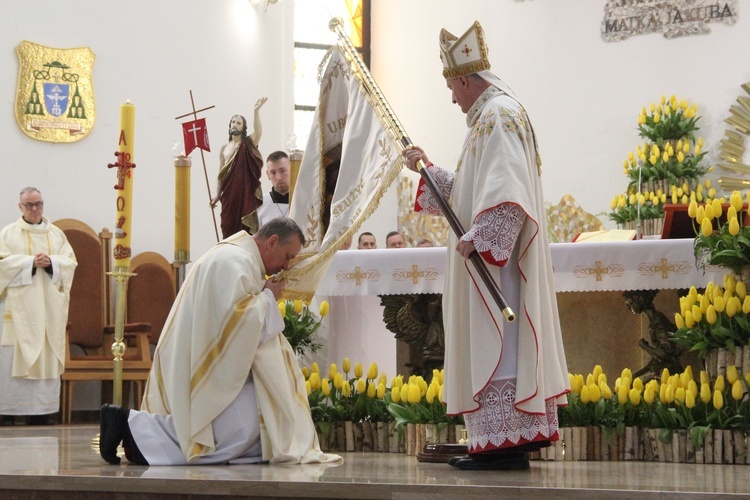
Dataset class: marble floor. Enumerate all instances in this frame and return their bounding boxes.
[0,424,748,499]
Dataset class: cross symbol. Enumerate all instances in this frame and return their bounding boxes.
[655,258,676,279]
[107,151,136,190]
[461,44,473,57]
[590,261,608,281]
[350,266,367,286]
[187,122,203,144]
[405,265,425,284]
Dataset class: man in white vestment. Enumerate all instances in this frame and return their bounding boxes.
[403,21,569,470]
[257,150,291,228]
[0,187,76,426]
[99,218,342,466]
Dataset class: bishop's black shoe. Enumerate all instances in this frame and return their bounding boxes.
[99,404,129,465]
[451,451,530,471]
[26,414,53,426]
[0,415,15,426]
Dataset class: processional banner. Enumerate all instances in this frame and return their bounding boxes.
[283,46,404,301]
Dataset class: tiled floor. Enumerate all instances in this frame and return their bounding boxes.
[0,424,748,499]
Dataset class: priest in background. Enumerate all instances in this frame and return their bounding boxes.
[257,150,291,227]
[403,21,569,470]
[0,187,76,426]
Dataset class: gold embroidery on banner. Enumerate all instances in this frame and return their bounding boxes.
[638,258,693,279]
[573,260,625,281]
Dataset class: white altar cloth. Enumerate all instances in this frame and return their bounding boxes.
[317,240,726,296]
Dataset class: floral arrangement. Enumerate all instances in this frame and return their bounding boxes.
[279,299,328,356]
[691,190,750,276]
[672,276,750,357]
[609,95,711,228]
[303,359,391,426]
[563,365,750,448]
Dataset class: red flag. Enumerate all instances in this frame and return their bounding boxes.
[182,118,210,156]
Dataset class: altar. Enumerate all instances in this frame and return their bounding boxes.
[316,240,722,377]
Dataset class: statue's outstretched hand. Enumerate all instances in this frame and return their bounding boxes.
[255,97,268,111]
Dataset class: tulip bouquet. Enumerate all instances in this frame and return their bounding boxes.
[671,276,750,358]
[691,190,750,277]
[279,299,328,356]
[609,95,711,229]
[563,365,750,449]
[302,359,391,425]
[386,370,460,432]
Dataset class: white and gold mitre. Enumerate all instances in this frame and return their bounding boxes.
[439,20,491,79]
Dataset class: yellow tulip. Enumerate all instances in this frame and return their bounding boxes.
[328,363,338,380]
[628,388,641,405]
[659,383,668,404]
[333,372,343,390]
[687,199,698,218]
[400,383,410,403]
[308,372,321,391]
[713,389,723,409]
[726,297,738,318]
[377,383,386,399]
[367,362,378,380]
[730,191,743,213]
[354,362,363,379]
[588,383,601,403]
[665,384,675,403]
[617,385,628,405]
[301,366,310,379]
[391,384,401,403]
[293,299,304,314]
[684,310,694,328]
[586,373,595,387]
[674,387,686,404]
[426,384,436,403]
[342,358,351,374]
[743,296,750,314]
[311,362,319,374]
[714,375,725,392]
[700,382,711,403]
[305,380,312,396]
[714,295,726,313]
[729,217,740,236]
[705,305,717,325]
[341,381,351,397]
[680,100,688,110]
[700,371,709,385]
[674,313,685,329]
[691,304,702,323]
[653,113,661,124]
[319,300,330,317]
[278,301,286,316]
[732,380,743,401]
[355,378,366,394]
[696,205,705,224]
[685,390,696,409]
[321,378,331,397]
[661,368,670,385]
[408,384,422,404]
[598,373,608,385]
[643,384,656,404]
[581,385,590,404]
[727,365,739,385]
[600,380,613,399]
[736,281,747,300]
[367,380,377,398]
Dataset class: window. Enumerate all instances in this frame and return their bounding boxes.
[292,0,370,150]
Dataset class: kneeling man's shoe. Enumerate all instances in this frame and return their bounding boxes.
[100,404,127,465]
[451,451,530,471]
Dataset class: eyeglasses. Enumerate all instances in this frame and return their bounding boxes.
[20,202,44,210]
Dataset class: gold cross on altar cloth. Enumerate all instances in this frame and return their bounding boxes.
[349,266,367,286]
[404,265,425,285]
[654,258,676,279]
[591,261,608,281]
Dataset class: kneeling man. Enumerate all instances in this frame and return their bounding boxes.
[100,218,341,466]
